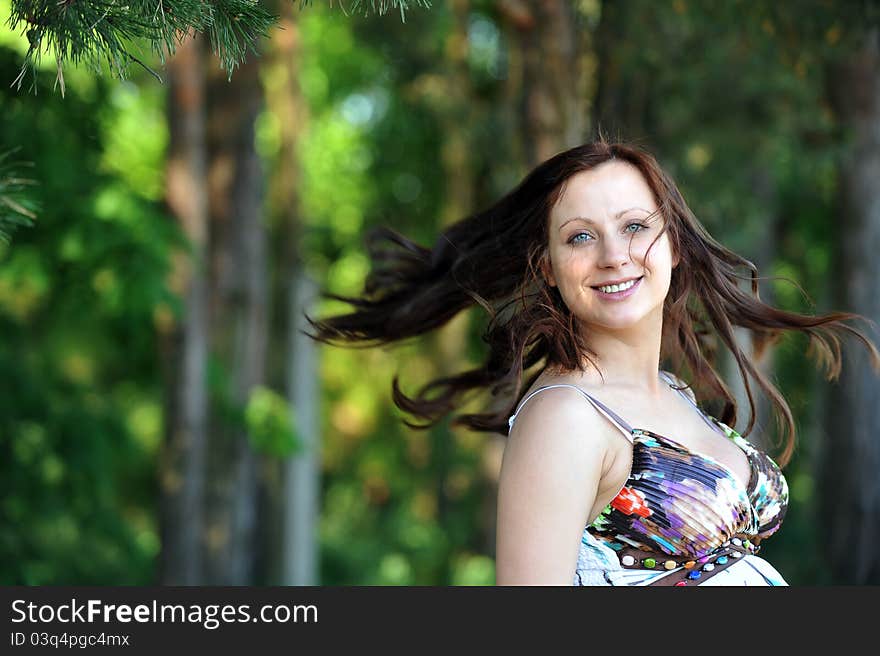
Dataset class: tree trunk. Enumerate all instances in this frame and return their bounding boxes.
[592,0,647,143]
[822,26,880,584]
[203,50,269,585]
[424,0,475,581]
[159,32,209,585]
[724,167,780,452]
[283,272,320,584]
[261,3,321,586]
[498,0,593,165]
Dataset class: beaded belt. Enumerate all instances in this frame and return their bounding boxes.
[609,537,759,586]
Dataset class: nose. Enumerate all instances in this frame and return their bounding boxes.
[597,233,633,269]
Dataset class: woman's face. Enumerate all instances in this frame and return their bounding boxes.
[544,160,679,332]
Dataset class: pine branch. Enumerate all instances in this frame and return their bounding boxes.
[299,0,432,22]
[6,1,432,94]
[0,149,39,244]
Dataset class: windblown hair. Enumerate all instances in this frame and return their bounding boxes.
[305,138,880,467]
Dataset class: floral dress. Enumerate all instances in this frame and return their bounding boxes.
[507,371,790,586]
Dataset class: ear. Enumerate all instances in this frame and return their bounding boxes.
[541,254,557,287]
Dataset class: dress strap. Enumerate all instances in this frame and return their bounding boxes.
[508,384,634,444]
[659,370,726,437]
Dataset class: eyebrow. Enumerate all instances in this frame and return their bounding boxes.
[558,207,653,231]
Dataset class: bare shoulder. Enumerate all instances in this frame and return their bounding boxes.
[505,383,615,462]
[502,383,628,509]
[495,385,618,585]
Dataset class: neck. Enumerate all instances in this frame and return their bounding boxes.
[572,310,666,397]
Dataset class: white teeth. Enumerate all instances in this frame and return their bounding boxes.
[598,278,638,294]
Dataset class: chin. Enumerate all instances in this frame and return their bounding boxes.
[579,307,655,331]
[579,315,642,332]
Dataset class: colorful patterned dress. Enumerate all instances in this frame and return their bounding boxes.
[507,370,790,586]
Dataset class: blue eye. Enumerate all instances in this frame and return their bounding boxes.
[567,223,648,245]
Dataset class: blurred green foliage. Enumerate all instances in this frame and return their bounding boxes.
[245,387,301,458]
[0,50,177,583]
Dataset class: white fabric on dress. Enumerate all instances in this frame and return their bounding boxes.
[573,530,788,586]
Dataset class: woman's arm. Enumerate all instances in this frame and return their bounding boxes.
[495,388,611,585]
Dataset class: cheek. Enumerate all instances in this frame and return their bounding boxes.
[643,237,674,269]
[551,250,591,286]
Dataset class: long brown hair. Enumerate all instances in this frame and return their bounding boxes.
[305,138,880,467]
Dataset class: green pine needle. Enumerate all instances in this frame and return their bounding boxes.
[7,1,433,94]
[0,149,39,244]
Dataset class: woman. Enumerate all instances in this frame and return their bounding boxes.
[306,139,880,586]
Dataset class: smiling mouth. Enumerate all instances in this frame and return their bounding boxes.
[590,276,643,290]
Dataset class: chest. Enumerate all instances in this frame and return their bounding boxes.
[591,402,752,517]
[638,426,749,492]
[604,390,752,491]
